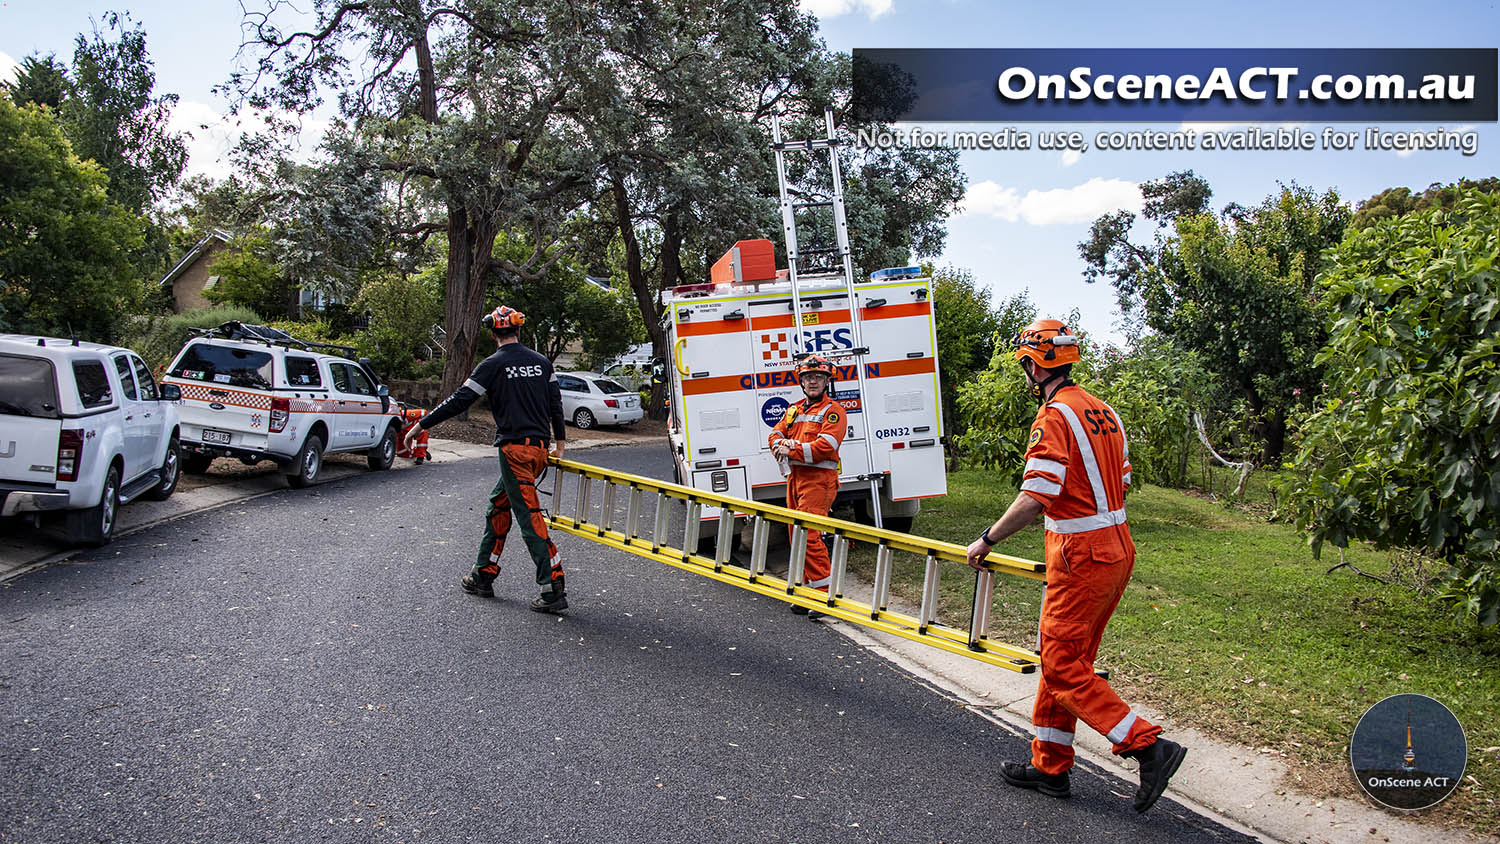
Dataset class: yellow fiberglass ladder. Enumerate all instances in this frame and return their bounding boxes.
[547,457,1050,674]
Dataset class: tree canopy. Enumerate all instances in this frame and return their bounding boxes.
[0,97,144,339]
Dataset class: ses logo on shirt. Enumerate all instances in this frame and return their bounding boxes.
[506,365,544,378]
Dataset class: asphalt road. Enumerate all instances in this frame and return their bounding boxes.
[0,443,1256,844]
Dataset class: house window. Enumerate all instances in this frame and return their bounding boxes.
[203,275,220,290]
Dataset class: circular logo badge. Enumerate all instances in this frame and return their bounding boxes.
[760,396,790,428]
[1350,693,1466,812]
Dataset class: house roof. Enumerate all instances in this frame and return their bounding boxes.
[158,229,232,287]
[584,275,612,291]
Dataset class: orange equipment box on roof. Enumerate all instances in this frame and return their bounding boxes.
[710,239,778,284]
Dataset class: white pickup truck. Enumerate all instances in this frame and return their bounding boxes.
[0,335,182,546]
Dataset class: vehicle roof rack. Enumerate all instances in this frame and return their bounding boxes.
[189,321,359,357]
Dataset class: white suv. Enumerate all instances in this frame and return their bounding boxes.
[0,335,182,546]
[161,322,404,487]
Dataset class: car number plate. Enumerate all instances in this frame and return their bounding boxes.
[625,399,636,408]
[201,429,232,445]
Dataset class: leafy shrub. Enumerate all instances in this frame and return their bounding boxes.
[1283,188,1500,625]
[354,267,444,379]
[1089,337,1212,488]
[124,304,262,375]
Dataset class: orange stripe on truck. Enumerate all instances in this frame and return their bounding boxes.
[681,357,935,396]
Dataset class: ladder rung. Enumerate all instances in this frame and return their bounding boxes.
[773,139,837,151]
[796,247,840,257]
[794,200,835,210]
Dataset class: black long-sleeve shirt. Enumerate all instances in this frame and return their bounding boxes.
[420,343,566,445]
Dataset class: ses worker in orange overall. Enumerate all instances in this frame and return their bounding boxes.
[768,354,846,618]
[965,319,1187,813]
[395,407,430,464]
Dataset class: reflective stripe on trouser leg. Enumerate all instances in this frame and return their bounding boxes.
[1030,668,1079,776]
[474,466,515,578]
[498,443,563,593]
[1033,544,1161,770]
[787,468,838,591]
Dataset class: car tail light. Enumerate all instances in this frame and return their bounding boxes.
[605,399,619,408]
[57,429,83,481]
[270,397,290,433]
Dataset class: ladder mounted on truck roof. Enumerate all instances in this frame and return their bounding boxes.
[770,107,888,526]
[547,457,1071,674]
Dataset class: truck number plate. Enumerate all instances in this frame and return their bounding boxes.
[201,429,232,445]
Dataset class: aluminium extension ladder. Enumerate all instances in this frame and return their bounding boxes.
[547,457,1050,673]
[770,107,887,528]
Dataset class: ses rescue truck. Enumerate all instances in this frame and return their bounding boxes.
[664,238,946,536]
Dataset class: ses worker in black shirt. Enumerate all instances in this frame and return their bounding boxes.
[405,305,570,614]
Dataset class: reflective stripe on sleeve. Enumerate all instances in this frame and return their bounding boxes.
[817,432,839,450]
[1107,711,1139,744]
[1021,477,1062,496]
[463,378,487,396]
[1035,725,1075,746]
[1024,457,1067,482]
[801,442,813,463]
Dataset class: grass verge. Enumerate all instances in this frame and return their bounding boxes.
[835,468,1500,835]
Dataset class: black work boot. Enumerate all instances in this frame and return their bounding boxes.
[1000,761,1071,798]
[460,573,495,598]
[787,604,827,620]
[530,576,567,614]
[529,593,568,614]
[1124,738,1187,813]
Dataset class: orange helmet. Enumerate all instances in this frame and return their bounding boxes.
[404,407,425,422]
[482,305,525,330]
[795,353,836,380]
[1013,319,1080,368]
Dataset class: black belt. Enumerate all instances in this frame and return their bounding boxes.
[500,437,549,448]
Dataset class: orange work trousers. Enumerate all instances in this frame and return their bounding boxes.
[786,468,838,589]
[1031,523,1161,775]
[474,442,562,593]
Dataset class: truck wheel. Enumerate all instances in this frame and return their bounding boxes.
[286,434,324,488]
[182,451,214,475]
[367,424,397,471]
[144,436,181,501]
[68,464,120,547]
[573,408,596,430]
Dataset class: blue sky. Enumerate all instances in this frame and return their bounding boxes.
[2,0,1495,344]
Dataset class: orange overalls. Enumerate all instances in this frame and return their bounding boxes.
[768,395,846,589]
[1020,384,1161,774]
[396,408,430,462]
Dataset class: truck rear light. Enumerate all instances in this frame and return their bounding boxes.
[57,429,83,481]
[270,397,290,433]
[891,442,905,450]
[604,399,619,408]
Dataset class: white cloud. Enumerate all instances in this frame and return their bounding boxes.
[961,177,1141,225]
[168,99,333,181]
[0,50,20,85]
[1395,124,1474,158]
[1060,148,1082,167]
[799,0,893,19]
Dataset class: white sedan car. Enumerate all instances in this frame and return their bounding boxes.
[556,371,643,429]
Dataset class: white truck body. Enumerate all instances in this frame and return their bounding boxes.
[663,269,946,532]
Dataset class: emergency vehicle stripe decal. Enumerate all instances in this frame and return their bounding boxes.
[166,381,275,410]
[859,302,932,320]
[749,309,853,331]
[675,320,752,337]
[679,357,937,396]
[1035,726,1075,745]
[1107,711,1139,744]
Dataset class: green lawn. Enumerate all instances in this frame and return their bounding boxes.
[836,468,1500,833]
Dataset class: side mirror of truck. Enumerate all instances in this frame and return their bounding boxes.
[159,383,182,401]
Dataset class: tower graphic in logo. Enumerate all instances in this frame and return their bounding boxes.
[1350,693,1465,812]
[759,331,790,363]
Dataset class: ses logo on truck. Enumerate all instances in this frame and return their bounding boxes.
[1350,693,1466,812]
